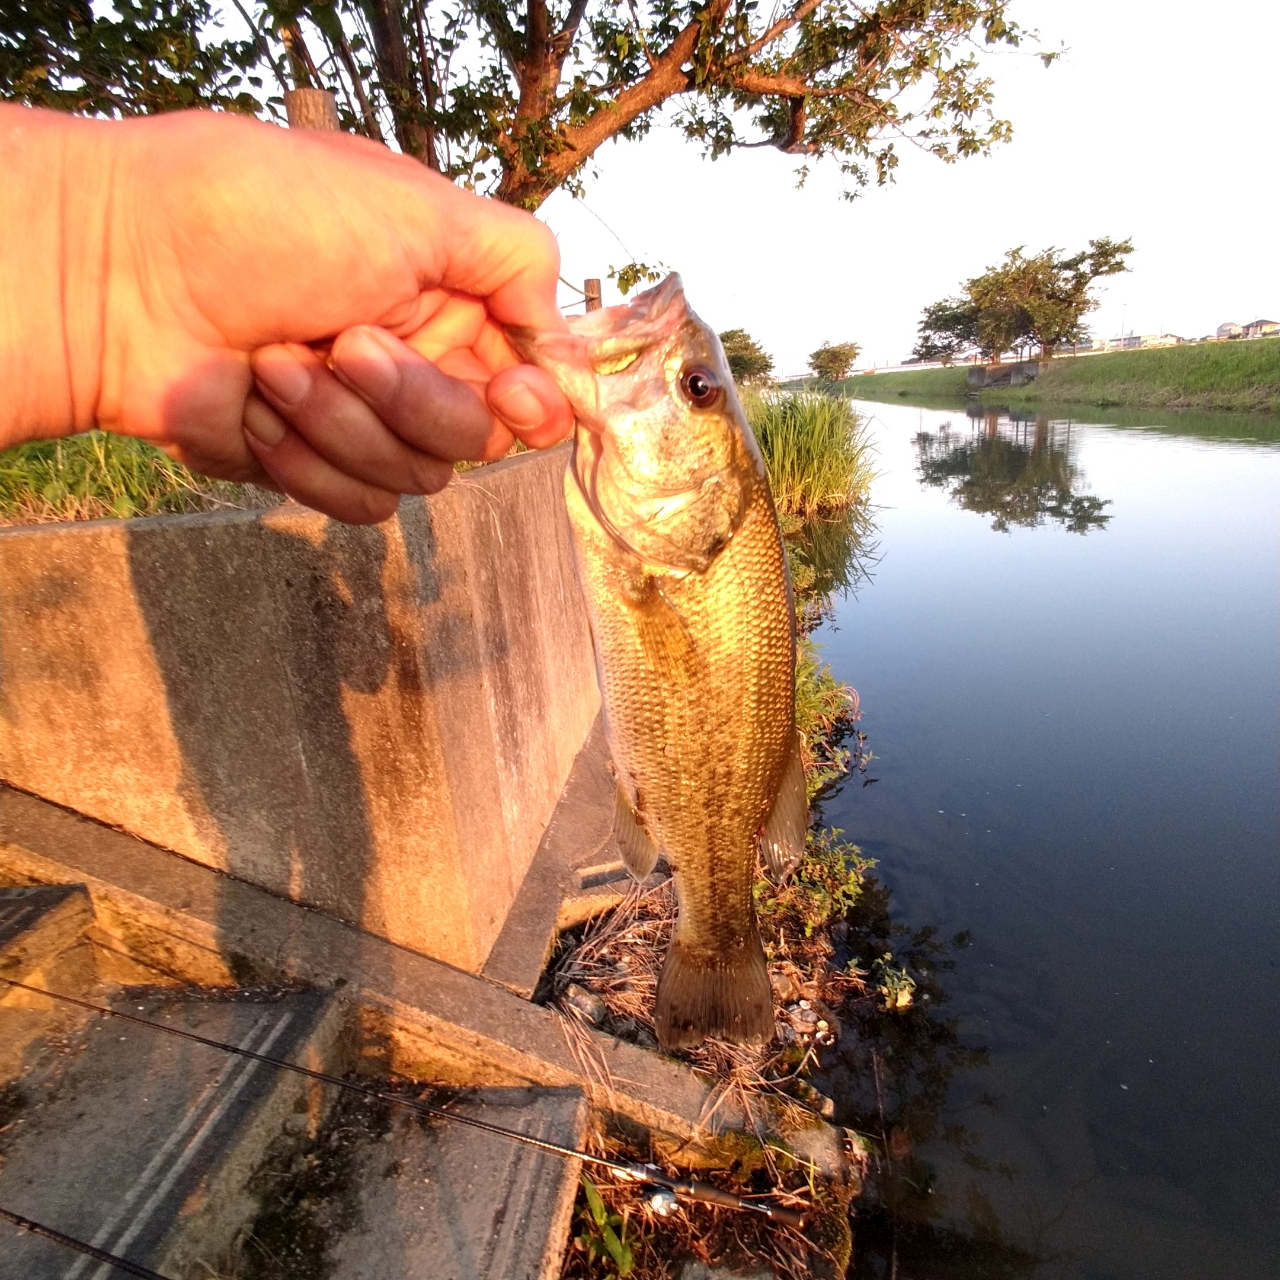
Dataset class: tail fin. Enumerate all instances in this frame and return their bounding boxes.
[654,928,774,1051]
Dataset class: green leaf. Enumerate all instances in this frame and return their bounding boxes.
[581,1173,608,1227]
[600,1219,633,1275]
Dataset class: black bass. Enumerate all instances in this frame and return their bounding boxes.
[510,275,807,1050]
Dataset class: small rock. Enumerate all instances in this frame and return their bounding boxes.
[563,983,606,1027]
[770,969,801,1003]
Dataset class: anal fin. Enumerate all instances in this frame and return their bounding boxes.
[614,783,661,881]
[761,730,809,876]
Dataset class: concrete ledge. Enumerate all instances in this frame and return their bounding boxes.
[0,448,599,973]
[0,785,847,1176]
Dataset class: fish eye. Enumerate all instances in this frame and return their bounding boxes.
[679,366,720,409]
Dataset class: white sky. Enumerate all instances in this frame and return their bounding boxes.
[539,0,1280,374]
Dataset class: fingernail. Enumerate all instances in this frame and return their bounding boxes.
[490,382,545,429]
[253,346,312,407]
[334,328,401,402]
[243,397,287,448]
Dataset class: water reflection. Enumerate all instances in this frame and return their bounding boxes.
[914,412,1110,534]
[787,503,880,628]
[798,473,1057,1275]
[816,872,1046,1277]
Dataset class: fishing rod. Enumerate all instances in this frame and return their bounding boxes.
[0,1204,174,1280]
[0,976,805,1230]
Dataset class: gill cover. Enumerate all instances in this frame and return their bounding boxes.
[508,274,761,572]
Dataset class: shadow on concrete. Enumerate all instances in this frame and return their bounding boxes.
[126,513,399,968]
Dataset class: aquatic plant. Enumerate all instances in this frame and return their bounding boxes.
[0,430,264,524]
[746,391,874,519]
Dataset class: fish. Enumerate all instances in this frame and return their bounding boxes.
[509,274,808,1050]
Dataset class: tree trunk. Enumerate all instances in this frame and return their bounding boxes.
[364,0,436,165]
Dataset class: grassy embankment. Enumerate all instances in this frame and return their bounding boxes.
[0,431,269,524]
[841,337,1280,413]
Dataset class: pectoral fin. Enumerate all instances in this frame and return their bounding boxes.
[626,576,706,685]
[614,783,661,880]
[761,732,809,875]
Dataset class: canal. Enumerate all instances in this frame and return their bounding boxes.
[816,401,1279,1278]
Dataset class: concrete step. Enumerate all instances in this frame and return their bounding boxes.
[0,883,97,1084]
[0,986,343,1280]
[320,1085,587,1280]
[0,884,93,979]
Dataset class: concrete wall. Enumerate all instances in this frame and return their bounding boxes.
[967,360,1045,389]
[0,446,599,973]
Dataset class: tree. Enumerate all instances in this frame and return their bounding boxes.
[998,238,1132,355]
[1,1,1040,209]
[808,341,860,382]
[913,237,1133,363]
[912,296,980,364]
[718,329,773,383]
[0,0,264,116]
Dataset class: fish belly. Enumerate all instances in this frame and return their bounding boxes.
[565,470,794,1048]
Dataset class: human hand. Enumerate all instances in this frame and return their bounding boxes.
[1,105,573,522]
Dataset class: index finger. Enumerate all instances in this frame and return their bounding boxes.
[435,187,569,335]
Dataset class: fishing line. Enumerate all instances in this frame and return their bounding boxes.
[0,1205,174,1280]
[0,977,805,1230]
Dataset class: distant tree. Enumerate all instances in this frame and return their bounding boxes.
[718,329,774,384]
[915,237,1133,363]
[0,1,1043,210]
[912,297,981,364]
[808,341,860,382]
[1005,238,1132,355]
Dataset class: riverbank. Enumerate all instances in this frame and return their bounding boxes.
[838,337,1280,413]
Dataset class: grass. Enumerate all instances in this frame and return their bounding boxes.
[1002,337,1280,411]
[746,391,875,518]
[0,431,270,525]
[840,366,970,402]
[839,337,1280,413]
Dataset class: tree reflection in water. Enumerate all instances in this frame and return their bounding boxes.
[914,411,1110,534]
[807,868,1039,1277]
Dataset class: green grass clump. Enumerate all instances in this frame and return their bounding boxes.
[0,431,260,524]
[745,390,874,518]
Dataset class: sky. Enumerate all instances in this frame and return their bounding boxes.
[537,0,1280,374]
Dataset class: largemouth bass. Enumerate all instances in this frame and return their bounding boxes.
[511,275,808,1051]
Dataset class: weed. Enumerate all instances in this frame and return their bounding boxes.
[746,390,875,518]
[574,1173,635,1276]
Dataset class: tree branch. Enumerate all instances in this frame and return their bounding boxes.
[721,0,825,70]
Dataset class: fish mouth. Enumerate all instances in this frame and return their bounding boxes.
[506,274,690,431]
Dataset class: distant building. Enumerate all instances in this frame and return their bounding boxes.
[1243,319,1279,338]
[1216,321,1244,338]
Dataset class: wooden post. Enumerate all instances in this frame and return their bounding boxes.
[583,279,602,311]
[284,88,341,132]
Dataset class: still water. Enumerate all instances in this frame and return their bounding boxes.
[815,402,1279,1278]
